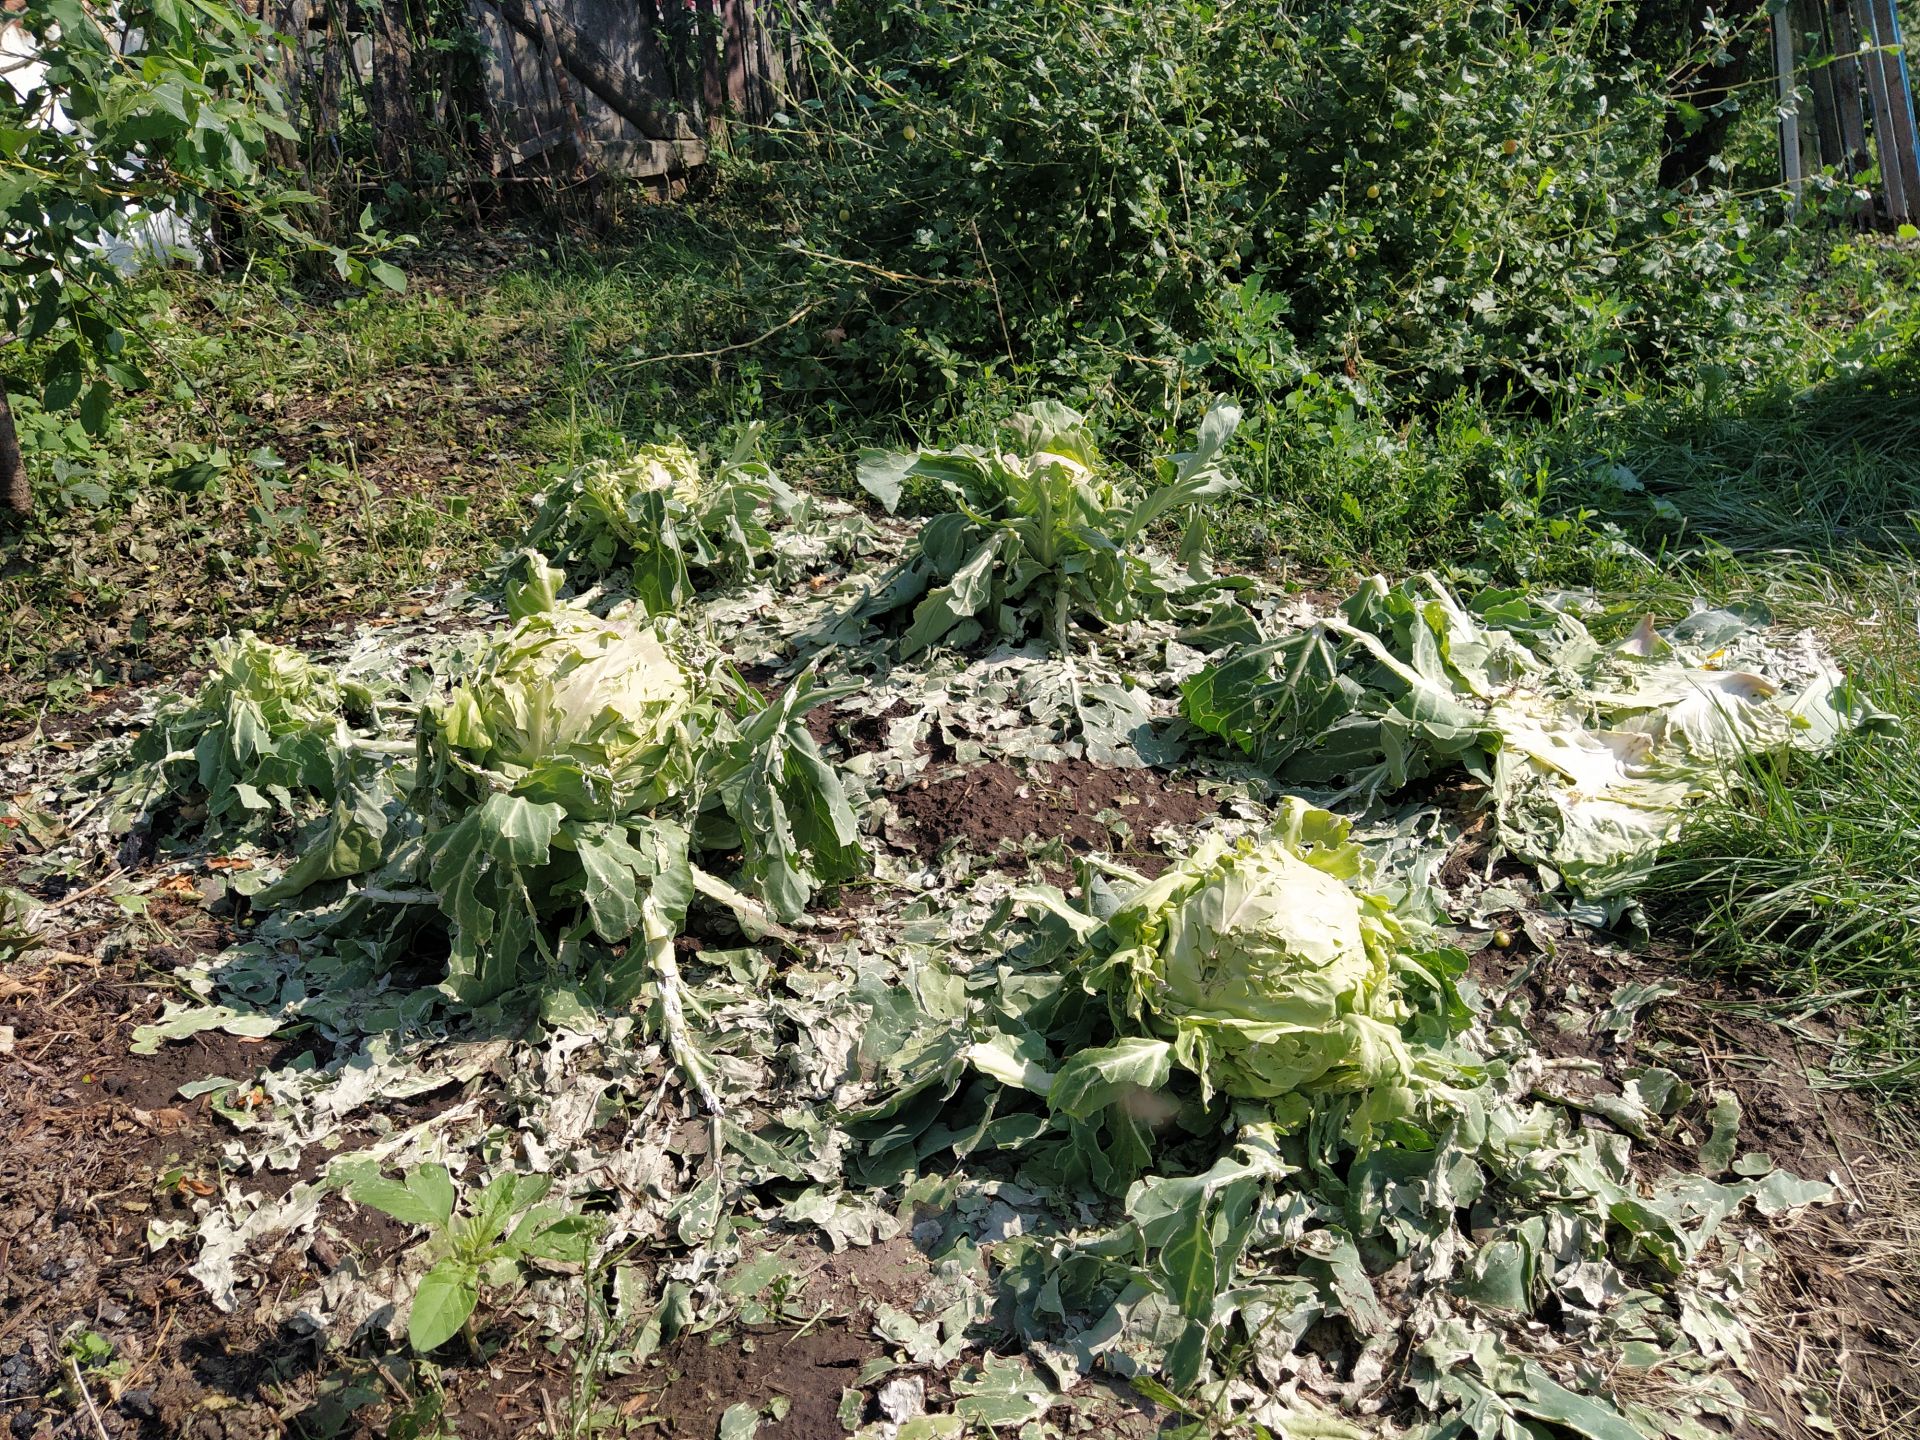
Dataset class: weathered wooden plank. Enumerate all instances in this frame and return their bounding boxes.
[1864,0,1920,220]
[1795,0,1844,168]
[1775,2,1806,204]
[1831,0,1873,174]
[1857,0,1915,221]
[521,0,592,173]
[485,0,697,143]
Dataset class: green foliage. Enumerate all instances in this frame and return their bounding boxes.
[108,595,864,1017]
[1180,577,1536,803]
[703,670,868,923]
[846,400,1242,655]
[198,598,863,1007]
[407,605,703,1006]
[2,0,404,466]
[429,606,696,821]
[1183,574,1891,898]
[114,632,379,832]
[853,801,1474,1205]
[345,1163,598,1353]
[522,429,805,614]
[762,0,1790,424]
[0,887,34,966]
[401,602,860,1003]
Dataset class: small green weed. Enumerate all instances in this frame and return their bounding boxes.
[345,1163,599,1354]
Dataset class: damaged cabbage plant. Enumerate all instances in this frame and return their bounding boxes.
[522,429,807,616]
[109,594,867,1115]
[840,401,1249,661]
[1182,573,1890,899]
[840,801,1831,1438]
[249,597,865,1105]
[100,632,408,882]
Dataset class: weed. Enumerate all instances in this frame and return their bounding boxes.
[345,1163,599,1354]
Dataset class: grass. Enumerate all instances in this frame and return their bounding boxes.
[1654,711,1920,1085]
[0,253,555,725]
[1636,558,1920,1085]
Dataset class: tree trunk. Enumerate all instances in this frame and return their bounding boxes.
[486,0,696,140]
[0,390,29,517]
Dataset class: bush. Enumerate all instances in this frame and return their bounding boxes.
[757,0,1793,427]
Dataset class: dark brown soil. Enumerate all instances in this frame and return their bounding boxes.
[635,1323,877,1440]
[0,935,579,1440]
[839,700,914,758]
[0,958,301,1440]
[891,759,1222,874]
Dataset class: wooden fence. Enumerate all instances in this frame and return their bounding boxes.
[1772,0,1920,223]
[250,0,791,194]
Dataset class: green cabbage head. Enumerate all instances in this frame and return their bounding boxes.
[1099,801,1416,1112]
[202,632,354,743]
[586,443,703,507]
[430,606,692,818]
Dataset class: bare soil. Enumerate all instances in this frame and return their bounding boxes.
[891,758,1222,875]
[640,1324,874,1440]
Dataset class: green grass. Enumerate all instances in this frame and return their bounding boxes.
[1594,404,1920,1084]
[1652,711,1920,1086]
[0,256,561,724]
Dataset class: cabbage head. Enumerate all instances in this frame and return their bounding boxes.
[523,436,802,616]
[1097,801,1417,1113]
[117,632,370,831]
[201,632,355,737]
[585,444,703,508]
[429,606,693,819]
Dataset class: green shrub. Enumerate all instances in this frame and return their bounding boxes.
[759,0,1792,425]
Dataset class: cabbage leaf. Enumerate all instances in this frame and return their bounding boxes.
[847,401,1246,657]
[1183,574,1892,896]
[524,429,803,615]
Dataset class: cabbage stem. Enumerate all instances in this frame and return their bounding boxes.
[643,897,725,1118]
